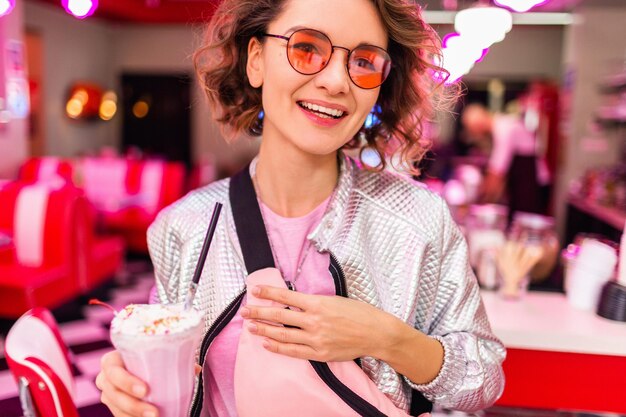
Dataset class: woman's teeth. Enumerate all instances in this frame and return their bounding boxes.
[299,101,344,119]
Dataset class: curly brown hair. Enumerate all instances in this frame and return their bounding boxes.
[194,0,451,175]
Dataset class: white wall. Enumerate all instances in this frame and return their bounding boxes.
[470,25,564,80]
[24,2,115,158]
[0,1,28,179]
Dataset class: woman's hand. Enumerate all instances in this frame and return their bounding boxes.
[95,351,159,417]
[240,285,398,362]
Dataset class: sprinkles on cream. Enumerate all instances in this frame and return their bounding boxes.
[111,304,202,336]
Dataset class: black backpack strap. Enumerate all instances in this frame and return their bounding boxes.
[229,164,275,274]
[409,389,433,415]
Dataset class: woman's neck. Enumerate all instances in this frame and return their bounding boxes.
[256,138,338,218]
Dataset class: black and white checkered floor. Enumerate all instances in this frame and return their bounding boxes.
[0,260,619,417]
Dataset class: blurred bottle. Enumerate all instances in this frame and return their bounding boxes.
[466,204,508,290]
[566,238,617,310]
[508,212,560,284]
[495,212,557,299]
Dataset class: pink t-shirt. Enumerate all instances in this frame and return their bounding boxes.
[201,197,335,417]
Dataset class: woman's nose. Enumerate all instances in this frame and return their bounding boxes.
[313,49,351,95]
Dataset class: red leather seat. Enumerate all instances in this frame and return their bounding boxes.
[0,182,79,318]
[4,307,79,417]
[74,195,126,291]
[19,157,74,184]
[0,181,125,318]
[81,158,185,253]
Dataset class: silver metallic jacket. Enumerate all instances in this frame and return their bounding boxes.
[147,156,506,413]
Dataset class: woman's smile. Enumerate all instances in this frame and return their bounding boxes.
[296,99,349,127]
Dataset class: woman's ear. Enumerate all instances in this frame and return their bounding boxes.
[246,37,264,88]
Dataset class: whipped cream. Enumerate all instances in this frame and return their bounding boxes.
[111,304,202,336]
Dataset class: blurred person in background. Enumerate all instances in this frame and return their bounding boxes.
[461,102,550,219]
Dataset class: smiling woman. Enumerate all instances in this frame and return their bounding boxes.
[194,0,447,176]
[96,1,506,417]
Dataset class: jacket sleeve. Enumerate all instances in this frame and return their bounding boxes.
[404,198,506,412]
[147,206,184,304]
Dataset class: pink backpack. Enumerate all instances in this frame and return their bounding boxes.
[235,267,414,417]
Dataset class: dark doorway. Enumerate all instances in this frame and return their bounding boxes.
[121,73,192,168]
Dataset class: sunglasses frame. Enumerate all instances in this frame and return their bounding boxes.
[261,28,392,90]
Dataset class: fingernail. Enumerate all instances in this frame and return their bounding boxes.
[262,339,271,349]
[143,411,156,417]
[133,385,146,398]
[247,322,257,333]
[251,286,261,296]
[240,307,250,318]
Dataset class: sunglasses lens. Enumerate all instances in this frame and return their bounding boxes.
[287,30,332,75]
[348,46,392,89]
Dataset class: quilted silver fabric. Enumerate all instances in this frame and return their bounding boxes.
[147,155,506,413]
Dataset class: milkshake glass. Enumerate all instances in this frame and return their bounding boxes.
[110,303,203,417]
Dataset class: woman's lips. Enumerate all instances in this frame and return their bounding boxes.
[296,100,348,127]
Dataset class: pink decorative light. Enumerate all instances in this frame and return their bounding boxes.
[434,33,489,84]
[454,6,513,49]
[0,0,15,17]
[494,0,550,13]
[62,0,98,19]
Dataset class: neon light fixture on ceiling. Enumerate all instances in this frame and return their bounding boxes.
[494,0,550,13]
[0,0,15,17]
[62,0,98,19]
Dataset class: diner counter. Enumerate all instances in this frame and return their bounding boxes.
[481,289,626,356]
[481,289,626,414]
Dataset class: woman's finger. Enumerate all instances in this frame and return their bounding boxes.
[100,395,134,417]
[241,305,307,328]
[251,285,314,310]
[248,320,310,345]
[262,338,323,361]
[101,351,149,399]
[100,386,159,417]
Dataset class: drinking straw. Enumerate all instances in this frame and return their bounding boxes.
[184,202,223,310]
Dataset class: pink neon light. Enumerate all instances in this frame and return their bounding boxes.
[62,0,98,19]
[442,32,460,48]
[435,33,490,84]
[474,48,490,63]
[494,0,550,13]
[0,0,15,17]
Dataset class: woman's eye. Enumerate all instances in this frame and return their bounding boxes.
[293,42,319,54]
[354,58,376,70]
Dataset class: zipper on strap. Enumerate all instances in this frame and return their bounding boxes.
[189,289,246,417]
[329,252,347,297]
[329,252,362,369]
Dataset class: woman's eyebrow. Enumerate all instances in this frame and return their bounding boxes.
[282,25,387,50]
[283,25,308,35]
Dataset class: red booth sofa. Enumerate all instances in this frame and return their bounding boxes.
[0,181,125,318]
[79,157,185,252]
[19,157,74,184]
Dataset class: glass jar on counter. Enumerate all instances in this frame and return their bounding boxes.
[498,212,560,299]
[465,204,508,290]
